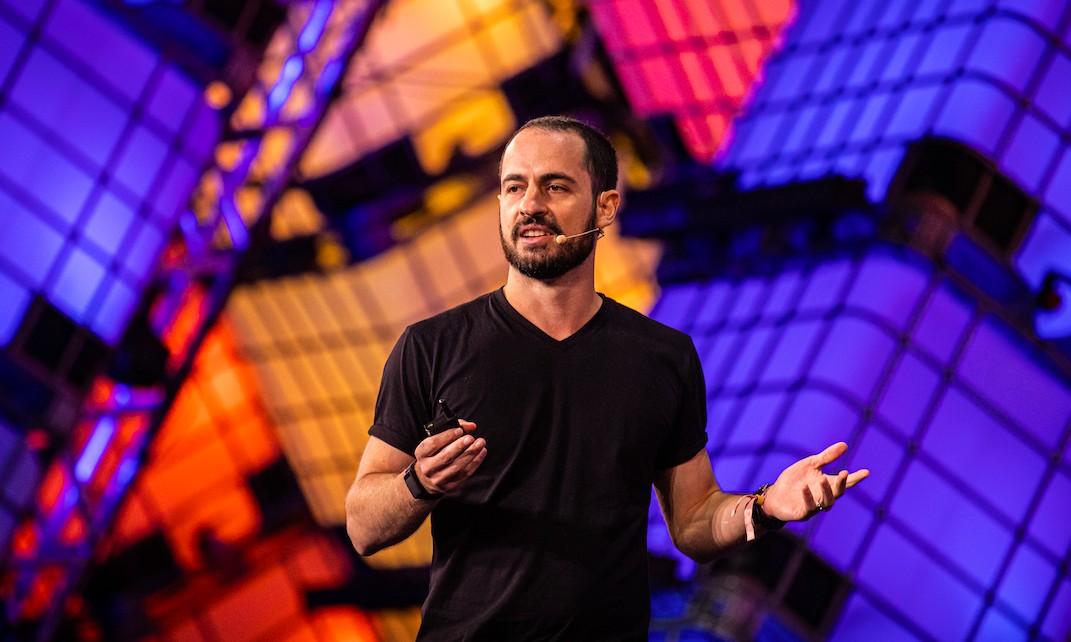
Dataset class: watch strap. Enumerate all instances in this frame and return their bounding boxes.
[752,484,785,531]
[403,462,442,500]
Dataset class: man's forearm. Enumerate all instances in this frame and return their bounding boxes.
[669,490,757,563]
[345,471,435,556]
[709,490,765,548]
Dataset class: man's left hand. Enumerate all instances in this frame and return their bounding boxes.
[762,442,870,522]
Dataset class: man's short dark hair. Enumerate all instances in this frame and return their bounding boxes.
[505,115,619,196]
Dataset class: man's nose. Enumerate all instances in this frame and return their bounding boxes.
[519,186,545,215]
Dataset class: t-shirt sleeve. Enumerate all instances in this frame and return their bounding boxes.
[656,337,709,470]
[368,326,432,456]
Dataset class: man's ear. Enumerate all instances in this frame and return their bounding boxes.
[595,189,620,229]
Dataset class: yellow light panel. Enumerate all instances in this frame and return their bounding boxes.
[300,0,566,180]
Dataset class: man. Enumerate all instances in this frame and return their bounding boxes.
[346,116,869,640]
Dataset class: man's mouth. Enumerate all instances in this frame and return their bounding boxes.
[514,220,561,242]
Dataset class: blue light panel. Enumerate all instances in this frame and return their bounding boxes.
[715,1,1071,292]
[649,244,1071,640]
[0,0,220,346]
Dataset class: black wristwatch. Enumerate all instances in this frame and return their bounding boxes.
[753,484,785,531]
[403,462,442,500]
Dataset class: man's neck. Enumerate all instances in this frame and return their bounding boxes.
[502,267,603,341]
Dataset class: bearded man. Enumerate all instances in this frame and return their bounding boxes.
[345,115,869,641]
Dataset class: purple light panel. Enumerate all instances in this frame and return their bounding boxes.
[715,0,1071,294]
[0,0,221,621]
[650,245,1071,640]
[681,6,1071,633]
[0,0,220,347]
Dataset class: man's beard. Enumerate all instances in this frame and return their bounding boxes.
[500,208,598,281]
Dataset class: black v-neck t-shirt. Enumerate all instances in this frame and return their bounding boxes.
[369,288,707,641]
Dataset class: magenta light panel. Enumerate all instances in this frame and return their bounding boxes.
[587,0,796,163]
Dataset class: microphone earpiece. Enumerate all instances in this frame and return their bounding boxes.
[555,228,603,244]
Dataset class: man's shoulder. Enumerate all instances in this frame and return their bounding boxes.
[602,295,694,347]
[408,290,497,336]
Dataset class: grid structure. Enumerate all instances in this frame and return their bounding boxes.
[715,0,1071,294]
[649,244,1071,641]
[587,0,796,163]
[107,323,279,571]
[0,0,219,346]
[299,0,569,182]
[96,322,383,642]
[0,0,219,630]
[7,2,1070,641]
[0,0,382,636]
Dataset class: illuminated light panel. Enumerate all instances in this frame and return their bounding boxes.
[411,93,516,176]
[650,245,1071,641]
[151,278,210,372]
[300,0,566,180]
[227,196,510,539]
[100,322,382,639]
[2,380,158,625]
[111,322,274,563]
[2,1,385,635]
[587,0,796,162]
[73,416,115,483]
[0,0,221,347]
[714,1,1071,294]
[0,419,42,560]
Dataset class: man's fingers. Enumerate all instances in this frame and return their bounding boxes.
[845,469,870,488]
[462,446,487,475]
[414,427,465,457]
[813,441,848,467]
[816,482,835,512]
[434,438,487,491]
[830,469,849,496]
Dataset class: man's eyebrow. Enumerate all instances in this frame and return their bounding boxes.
[500,172,579,185]
[539,172,578,185]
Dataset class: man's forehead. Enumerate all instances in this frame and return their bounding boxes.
[500,128,589,177]
[507,126,583,151]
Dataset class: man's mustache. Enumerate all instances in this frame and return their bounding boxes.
[512,216,563,239]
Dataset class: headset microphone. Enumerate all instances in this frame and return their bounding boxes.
[554,228,604,245]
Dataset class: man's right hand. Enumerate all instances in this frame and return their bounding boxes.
[413,420,487,495]
[347,423,486,556]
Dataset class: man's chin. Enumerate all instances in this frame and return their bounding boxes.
[515,264,570,280]
[507,248,594,281]
[501,227,596,280]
